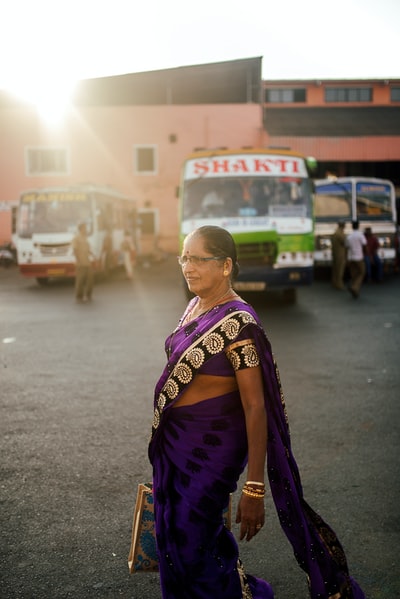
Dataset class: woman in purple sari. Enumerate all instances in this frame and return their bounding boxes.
[148,226,365,599]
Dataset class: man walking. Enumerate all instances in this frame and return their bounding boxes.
[72,222,94,303]
[345,220,367,299]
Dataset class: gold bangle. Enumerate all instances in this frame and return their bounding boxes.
[243,484,265,494]
[245,481,265,487]
[242,490,264,499]
[242,488,265,499]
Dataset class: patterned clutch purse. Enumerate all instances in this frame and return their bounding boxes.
[128,482,232,574]
[128,483,158,573]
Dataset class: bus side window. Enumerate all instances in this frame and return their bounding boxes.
[97,210,105,230]
[95,197,111,231]
[185,188,203,218]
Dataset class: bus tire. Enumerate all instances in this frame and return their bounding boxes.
[36,277,49,286]
[283,288,297,303]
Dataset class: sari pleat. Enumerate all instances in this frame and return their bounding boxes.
[153,393,274,598]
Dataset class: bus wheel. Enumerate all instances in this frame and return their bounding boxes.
[283,288,297,303]
[36,277,49,286]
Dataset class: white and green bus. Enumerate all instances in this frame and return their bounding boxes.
[179,148,316,299]
[16,185,137,285]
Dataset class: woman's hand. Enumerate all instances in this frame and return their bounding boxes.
[236,493,265,542]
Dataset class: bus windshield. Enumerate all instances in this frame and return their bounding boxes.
[18,192,92,238]
[182,176,312,221]
[356,182,393,220]
[315,180,394,222]
[314,182,352,222]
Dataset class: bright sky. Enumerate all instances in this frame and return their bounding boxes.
[1,0,399,108]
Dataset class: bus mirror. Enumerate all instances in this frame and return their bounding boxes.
[306,156,318,174]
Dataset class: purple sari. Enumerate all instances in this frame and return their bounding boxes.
[148,299,365,599]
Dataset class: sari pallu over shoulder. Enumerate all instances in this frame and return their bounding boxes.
[148,300,365,599]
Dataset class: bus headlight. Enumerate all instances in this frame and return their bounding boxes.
[317,237,332,250]
[378,236,391,248]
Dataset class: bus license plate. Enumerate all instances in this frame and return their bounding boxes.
[47,268,66,276]
[234,282,266,291]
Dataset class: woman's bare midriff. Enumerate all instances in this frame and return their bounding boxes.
[172,374,238,407]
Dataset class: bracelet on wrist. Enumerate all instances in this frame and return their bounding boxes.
[243,489,265,497]
[245,481,265,487]
[243,484,265,493]
[242,487,265,499]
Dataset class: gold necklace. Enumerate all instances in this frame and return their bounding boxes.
[167,289,239,357]
[184,288,237,323]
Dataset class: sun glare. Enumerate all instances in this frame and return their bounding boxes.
[6,74,76,125]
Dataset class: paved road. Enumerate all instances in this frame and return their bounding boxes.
[1,262,399,599]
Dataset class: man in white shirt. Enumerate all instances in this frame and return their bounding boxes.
[345,220,367,298]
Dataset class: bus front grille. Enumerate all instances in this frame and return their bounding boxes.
[237,242,277,266]
[39,244,71,257]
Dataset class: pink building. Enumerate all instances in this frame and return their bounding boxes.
[263,78,400,175]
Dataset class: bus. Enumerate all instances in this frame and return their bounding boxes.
[314,177,397,266]
[179,148,316,299]
[16,185,137,284]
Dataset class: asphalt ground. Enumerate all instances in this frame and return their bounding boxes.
[1,260,399,599]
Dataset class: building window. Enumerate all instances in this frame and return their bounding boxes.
[265,88,306,103]
[134,145,157,174]
[391,87,400,102]
[26,147,69,175]
[325,87,372,102]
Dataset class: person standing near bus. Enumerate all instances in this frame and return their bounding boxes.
[346,220,367,299]
[101,228,113,277]
[364,227,383,282]
[331,221,346,290]
[72,222,94,302]
[121,230,136,280]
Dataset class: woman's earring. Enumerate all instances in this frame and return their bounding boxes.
[224,270,229,276]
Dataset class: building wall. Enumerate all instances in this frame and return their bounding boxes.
[263,78,400,191]
[265,79,397,107]
[0,103,264,248]
[266,135,400,161]
[0,204,15,246]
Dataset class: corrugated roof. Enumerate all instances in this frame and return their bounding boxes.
[72,58,262,106]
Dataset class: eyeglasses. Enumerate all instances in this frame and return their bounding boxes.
[177,255,224,267]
